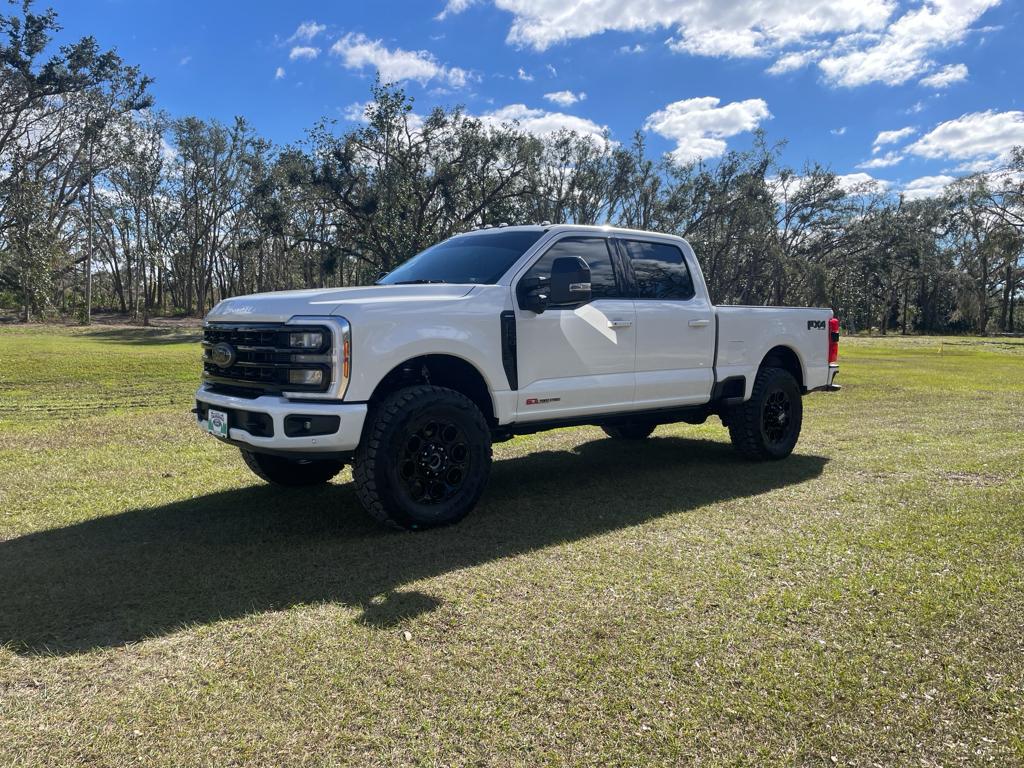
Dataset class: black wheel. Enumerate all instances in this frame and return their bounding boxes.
[602,422,656,440]
[353,385,492,530]
[241,450,346,486]
[727,367,803,461]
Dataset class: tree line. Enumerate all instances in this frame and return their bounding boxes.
[2,2,1022,333]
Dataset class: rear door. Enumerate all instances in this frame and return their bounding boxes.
[513,236,636,422]
[617,238,715,407]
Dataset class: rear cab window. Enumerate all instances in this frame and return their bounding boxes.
[618,240,695,300]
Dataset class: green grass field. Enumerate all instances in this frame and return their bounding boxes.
[1,326,1021,766]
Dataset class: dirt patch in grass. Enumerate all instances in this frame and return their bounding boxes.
[937,470,1005,487]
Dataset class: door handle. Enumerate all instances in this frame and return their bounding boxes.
[688,319,711,328]
[607,319,633,329]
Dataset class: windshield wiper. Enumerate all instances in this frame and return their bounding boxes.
[386,279,448,285]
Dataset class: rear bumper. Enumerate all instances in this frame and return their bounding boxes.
[194,386,367,454]
[810,363,841,393]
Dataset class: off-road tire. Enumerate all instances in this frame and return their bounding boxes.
[727,366,803,461]
[353,385,492,530]
[241,450,346,486]
[602,422,657,440]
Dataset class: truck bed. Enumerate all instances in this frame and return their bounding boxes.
[714,305,835,399]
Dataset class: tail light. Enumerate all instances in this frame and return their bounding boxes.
[828,317,840,364]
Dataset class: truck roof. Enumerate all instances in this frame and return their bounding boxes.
[460,223,688,242]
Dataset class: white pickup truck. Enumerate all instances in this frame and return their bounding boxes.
[196,224,840,529]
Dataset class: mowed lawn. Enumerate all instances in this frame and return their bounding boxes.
[0,326,1021,767]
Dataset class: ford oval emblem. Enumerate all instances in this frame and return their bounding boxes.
[211,342,237,369]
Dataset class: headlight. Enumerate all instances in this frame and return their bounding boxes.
[280,317,348,400]
[289,331,324,349]
[288,369,324,386]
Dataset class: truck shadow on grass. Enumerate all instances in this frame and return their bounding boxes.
[0,436,827,655]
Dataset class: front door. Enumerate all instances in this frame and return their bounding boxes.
[513,236,636,422]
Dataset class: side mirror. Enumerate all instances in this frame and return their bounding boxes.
[549,256,592,306]
[517,275,550,314]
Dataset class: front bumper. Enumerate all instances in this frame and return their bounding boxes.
[194,386,367,454]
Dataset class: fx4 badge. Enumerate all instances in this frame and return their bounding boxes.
[807,319,826,330]
[525,397,561,405]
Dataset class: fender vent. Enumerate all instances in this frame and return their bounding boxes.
[500,311,518,391]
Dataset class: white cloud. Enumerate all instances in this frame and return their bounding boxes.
[343,101,373,122]
[952,158,1000,173]
[873,126,916,152]
[618,43,646,54]
[289,21,326,43]
[330,33,471,87]
[473,0,1000,89]
[906,101,926,114]
[857,151,903,169]
[766,48,820,75]
[517,67,534,81]
[437,0,477,20]
[902,174,956,200]
[830,126,846,136]
[818,0,998,87]
[545,64,557,77]
[179,56,191,66]
[544,90,586,106]
[289,46,320,61]
[907,110,1024,166]
[274,66,286,80]
[919,62,968,88]
[479,104,608,143]
[643,96,771,163]
[836,173,891,192]
[344,100,426,131]
[772,171,889,201]
[492,0,891,56]
[983,165,1024,189]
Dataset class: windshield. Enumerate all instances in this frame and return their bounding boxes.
[378,230,545,285]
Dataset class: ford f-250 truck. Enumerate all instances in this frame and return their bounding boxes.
[196,224,840,529]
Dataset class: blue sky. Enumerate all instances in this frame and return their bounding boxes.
[51,0,1023,198]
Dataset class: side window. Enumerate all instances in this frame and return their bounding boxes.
[620,240,695,301]
[523,237,624,304]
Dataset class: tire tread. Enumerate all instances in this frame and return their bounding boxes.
[727,366,800,461]
[240,450,345,486]
[353,385,491,530]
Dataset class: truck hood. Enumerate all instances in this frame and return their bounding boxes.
[206,284,479,323]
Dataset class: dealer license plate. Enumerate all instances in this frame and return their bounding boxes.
[207,408,229,438]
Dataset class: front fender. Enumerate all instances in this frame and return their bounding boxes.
[337,291,510,404]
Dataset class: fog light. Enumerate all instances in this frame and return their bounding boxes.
[288,369,324,386]
[289,331,324,349]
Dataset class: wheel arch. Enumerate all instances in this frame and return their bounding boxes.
[368,354,496,425]
[759,345,805,391]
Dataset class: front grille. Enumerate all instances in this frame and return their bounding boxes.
[201,323,333,396]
